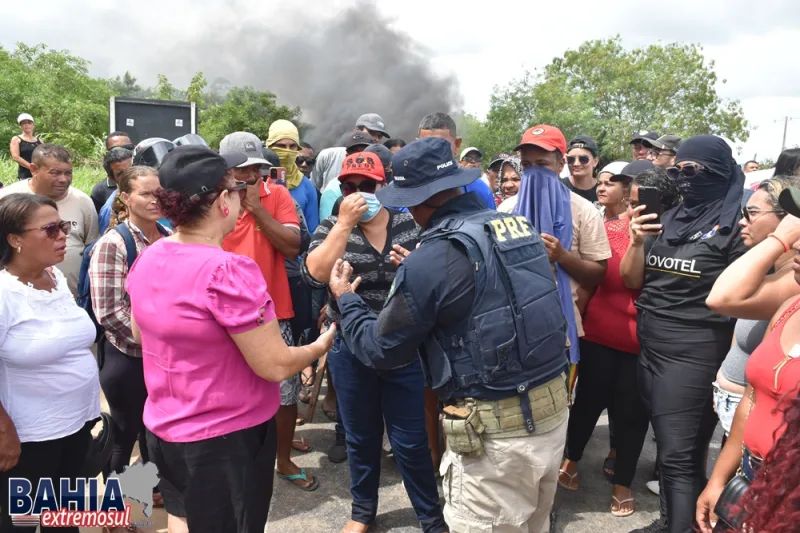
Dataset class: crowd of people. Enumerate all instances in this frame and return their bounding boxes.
[1,108,800,533]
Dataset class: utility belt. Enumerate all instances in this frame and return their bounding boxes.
[441,373,568,457]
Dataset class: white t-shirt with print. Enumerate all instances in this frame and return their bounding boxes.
[0,180,99,296]
[0,267,101,442]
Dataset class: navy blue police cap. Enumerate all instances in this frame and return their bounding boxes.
[376,137,481,208]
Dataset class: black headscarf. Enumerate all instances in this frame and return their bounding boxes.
[661,135,744,245]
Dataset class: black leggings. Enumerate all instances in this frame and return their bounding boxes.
[637,312,732,533]
[99,339,150,477]
[0,423,92,532]
[566,340,649,487]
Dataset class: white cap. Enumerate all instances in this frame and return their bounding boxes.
[459,147,482,160]
[599,161,628,176]
[17,113,34,124]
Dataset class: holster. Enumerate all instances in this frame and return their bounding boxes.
[442,401,485,457]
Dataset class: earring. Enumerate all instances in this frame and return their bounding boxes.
[16,246,21,254]
[222,206,230,217]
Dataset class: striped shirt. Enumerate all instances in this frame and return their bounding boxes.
[303,209,419,324]
[88,221,171,357]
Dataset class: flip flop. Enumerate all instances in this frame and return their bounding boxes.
[323,407,338,422]
[301,368,315,387]
[603,456,616,482]
[292,436,312,453]
[277,469,319,491]
[558,468,579,491]
[610,495,635,517]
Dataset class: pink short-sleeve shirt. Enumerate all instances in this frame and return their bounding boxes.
[126,239,279,442]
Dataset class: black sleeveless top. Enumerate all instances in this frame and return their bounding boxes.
[17,136,42,180]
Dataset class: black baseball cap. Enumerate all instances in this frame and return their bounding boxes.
[609,160,654,182]
[568,135,598,157]
[629,130,659,144]
[489,152,512,171]
[159,145,247,199]
[643,134,682,153]
[345,131,375,151]
[779,187,800,218]
[377,137,481,207]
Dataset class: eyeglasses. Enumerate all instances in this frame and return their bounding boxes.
[227,181,248,201]
[741,206,784,223]
[462,156,482,164]
[296,156,316,166]
[340,181,378,196]
[24,220,72,239]
[567,155,591,165]
[667,163,705,180]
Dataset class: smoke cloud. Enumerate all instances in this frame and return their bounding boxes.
[154,1,463,148]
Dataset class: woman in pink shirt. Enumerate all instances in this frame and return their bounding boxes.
[126,146,335,533]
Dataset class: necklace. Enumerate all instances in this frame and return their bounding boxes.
[178,230,219,244]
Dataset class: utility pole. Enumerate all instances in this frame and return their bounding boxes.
[782,116,789,152]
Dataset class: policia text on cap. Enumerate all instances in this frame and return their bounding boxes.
[328,137,569,532]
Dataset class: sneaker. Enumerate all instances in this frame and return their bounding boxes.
[629,517,667,533]
[327,435,347,464]
[646,479,660,495]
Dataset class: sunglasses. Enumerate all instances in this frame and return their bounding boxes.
[741,206,784,223]
[340,181,378,196]
[24,220,72,239]
[227,181,248,201]
[296,156,316,166]
[462,156,482,164]
[667,163,705,180]
[109,144,135,152]
[567,155,591,165]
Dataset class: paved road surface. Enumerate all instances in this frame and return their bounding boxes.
[85,385,723,533]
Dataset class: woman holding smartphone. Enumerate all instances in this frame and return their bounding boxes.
[621,135,748,533]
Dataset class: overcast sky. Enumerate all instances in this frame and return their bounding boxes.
[3,0,800,160]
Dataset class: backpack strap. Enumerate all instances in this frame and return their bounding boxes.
[114,224,138,270]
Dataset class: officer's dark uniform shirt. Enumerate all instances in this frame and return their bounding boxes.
[337,193,480,373]
[635,219,747,325]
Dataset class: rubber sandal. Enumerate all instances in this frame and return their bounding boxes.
[292,436,312,453]
[301,369,315,387]
[277,468,319,491]
[558,468,579,490]
[295,417,305,426]
[610,495,635,517]
[323,407,338,422]
[603,456,616,482]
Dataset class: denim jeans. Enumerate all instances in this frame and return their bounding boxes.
[712,382,742,436]
[327,334,446,533]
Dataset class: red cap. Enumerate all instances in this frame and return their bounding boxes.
[514,125,567,154]
[338,152,385,182]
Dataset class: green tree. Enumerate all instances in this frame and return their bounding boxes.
[479,37,750,162]
[199,87,304,148]
[185,71,208,107]
[0,43,112,159]
[153,74,176,100]
[107,71,145,97]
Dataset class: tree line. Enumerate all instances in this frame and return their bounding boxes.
[1,37,753,166]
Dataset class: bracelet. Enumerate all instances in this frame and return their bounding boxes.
[768,233,791,253]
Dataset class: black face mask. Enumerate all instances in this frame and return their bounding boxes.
[676,170,730,206]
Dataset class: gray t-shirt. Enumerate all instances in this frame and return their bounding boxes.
[0,180,99,296]
[720,318,770,386]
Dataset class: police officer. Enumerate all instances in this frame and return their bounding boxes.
[328,137,570,533]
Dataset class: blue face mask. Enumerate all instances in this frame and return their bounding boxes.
[360,192,382,222]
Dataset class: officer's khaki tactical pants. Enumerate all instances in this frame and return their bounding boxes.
[440,417,567,532]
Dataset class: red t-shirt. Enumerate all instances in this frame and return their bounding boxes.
[582,217,641,355]
[223,183,299,320]
[743,296,800,458]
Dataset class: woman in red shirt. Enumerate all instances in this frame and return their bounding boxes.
[696,186,800,533]
[560,164,679,517]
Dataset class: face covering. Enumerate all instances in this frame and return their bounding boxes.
[271,147,304,190]
[360,192,382,222]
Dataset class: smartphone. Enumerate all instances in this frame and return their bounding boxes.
[637,186,663,225]
[270,167,287,186]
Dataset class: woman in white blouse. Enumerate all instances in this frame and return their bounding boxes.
[0,193,101,533]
